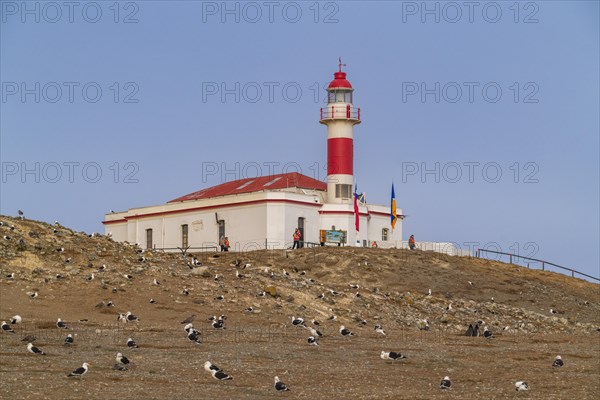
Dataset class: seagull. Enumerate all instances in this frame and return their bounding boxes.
[328,289,340,296]
[68,362,89,378]
[10,315,22,324]
[214,274,222,282]
[27,292,38,299]
[1,321,15,333]
[483,326,494,339]
[125,311,139,322]
[215,295,225,301]
[210,368,232,380]
[65,334,74,345]
[212,319,225,329]
[3,235,11,240]
[97,264,106,272]
[274,376,289,391]
[299,270,306,276]
[418,319,430,331]
[235,270,244,279]
[116,352,130,366]
[317,293,325,300]
[282,269,290,277]
[153,279,161,286]
[380,351,406,360]
[552,355,564,368]
[349,284,360,289]
[204,361,221,373]
[440,376,452,390]
[86,273,95,281]
[244,307,255,313]
[182,288,189,296]
[256,291,266,297]
[339,325,354,336]
[6,273,15,279]
[124,274,133,280]
[181,314,196,324]
[375,325,386,335]
[292,317,305,326]
[468,281,474,286]
[427,289,432,296]
[183,323,195,334]
[127,338,138,348]
[149,299,157,304]
[118,313,127,323]
[306,326,322,337]
[27,342,46,355]
[549,309,559,315]
[446,302,453,311]
[515,381,529,391]
[311,319,320,326]
[307,336,319,346]
[56,318,68,329]
[106,301,115,307]
[57,247,65,252]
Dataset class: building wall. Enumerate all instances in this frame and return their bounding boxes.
[104,190,401,251]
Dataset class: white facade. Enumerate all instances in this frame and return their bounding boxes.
[104,188,402,251]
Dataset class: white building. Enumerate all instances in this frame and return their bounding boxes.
[104,64,403,251]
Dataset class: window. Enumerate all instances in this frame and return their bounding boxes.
[146,229,153,249]
[382,228,389,241]
[181,224,188,248]
[335,184,352,199]
[328,90,353,104]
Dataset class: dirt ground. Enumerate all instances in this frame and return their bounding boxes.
[1,216,599,399]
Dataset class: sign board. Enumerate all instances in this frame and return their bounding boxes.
[320,229,347,245]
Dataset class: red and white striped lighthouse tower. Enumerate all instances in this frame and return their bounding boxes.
[320,59,361,204]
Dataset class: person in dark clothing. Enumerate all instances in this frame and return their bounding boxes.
[409,234,416,250]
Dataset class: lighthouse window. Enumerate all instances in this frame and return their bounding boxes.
[335,184,352,199]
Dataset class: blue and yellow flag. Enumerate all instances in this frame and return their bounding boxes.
[391,183,398,230]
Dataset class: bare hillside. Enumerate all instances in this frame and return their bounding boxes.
[1,216,599,399]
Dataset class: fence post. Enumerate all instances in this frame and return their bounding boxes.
[509,254,512,264]
[541,261,545,271]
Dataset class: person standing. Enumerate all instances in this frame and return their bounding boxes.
[292,228,301,249]
[408,234,416,250]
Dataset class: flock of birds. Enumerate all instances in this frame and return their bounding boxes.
[0,214,588,395]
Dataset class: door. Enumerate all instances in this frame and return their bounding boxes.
[218,220,225,242]
[297,217,305,248]
[146,228,153,249]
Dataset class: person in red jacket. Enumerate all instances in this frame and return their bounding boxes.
[292,228,301,249]
[408,234,416,250]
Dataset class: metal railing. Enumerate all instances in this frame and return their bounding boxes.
[320,105,360,121]
[476,248,599,282]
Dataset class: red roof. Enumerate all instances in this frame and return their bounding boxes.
[168,172,327,203]
[328,71,353,89]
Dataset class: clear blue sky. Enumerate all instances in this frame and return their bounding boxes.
[1,1,598,279]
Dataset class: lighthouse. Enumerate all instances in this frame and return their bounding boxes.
[320,60,361,204]
[105,61,402,250]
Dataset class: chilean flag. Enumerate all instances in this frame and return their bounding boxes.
[354,184,360,232]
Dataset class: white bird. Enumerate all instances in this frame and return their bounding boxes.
[427,289,432,296]
[483,326,494,339]
[27,292,38,299]
[6,273,15,279]
[306,326,322,337]
[339,325,354,336]
[116,352,130,365]
[56,318,68,329]
[153,279,161,285]
[552,355,563,368]
[235,270,244,279]
[86,273,94,281]
[125,311,139,322]
[374,324,386,335]
[68,362,89,378]
[182,288,190,296]
[10,315,22,324]
[124,274,133,280]
[307,336,318,346]
[515,381,529,391]
[127,338,138,348]
[183,323,194,333]
[292,316,305,326]
[440,376,452,390]
[446,302,453,311]
[1,321,15,333]
[282,269,290,277]
[204,361,221,373]
[349,284,360,289]
[209,365,232,380]
[65,334,74,345]
[212,319,224,329]
[27,343,45,355]
[274,376,289,391]
[380,351,406,360]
